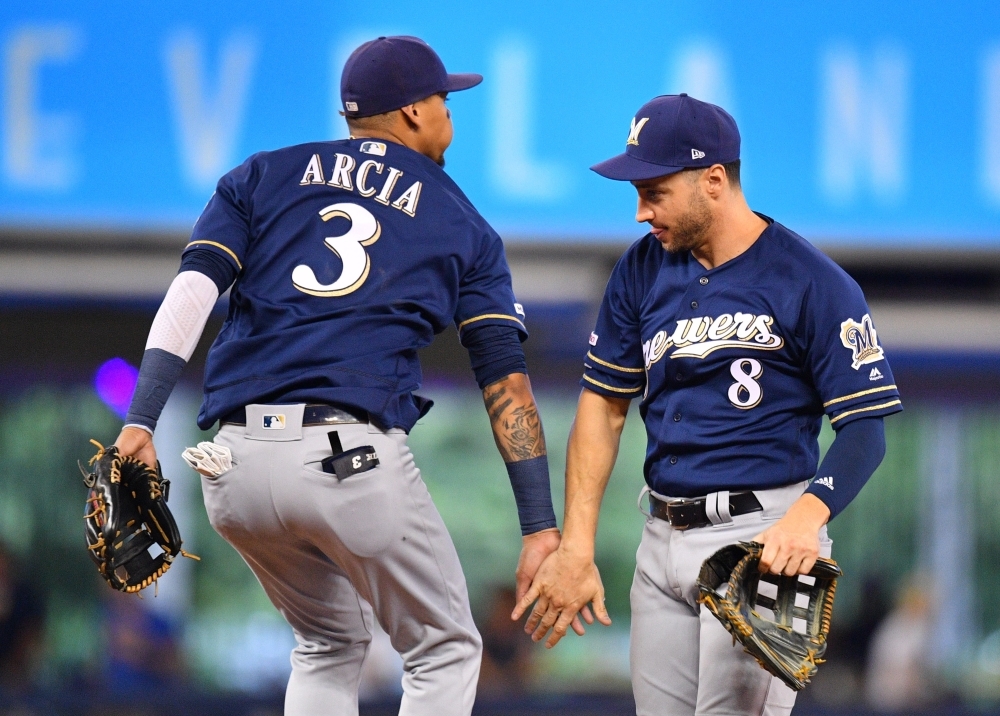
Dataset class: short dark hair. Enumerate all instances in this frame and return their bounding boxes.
[343,109,398,133]
[681,159,741,188]
[722,159,741,187]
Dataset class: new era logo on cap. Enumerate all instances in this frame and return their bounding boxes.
[345,101,358,112]
[692,148,706,159]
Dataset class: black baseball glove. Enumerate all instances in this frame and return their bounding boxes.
[83,440,197,593]
[697,541,841,691]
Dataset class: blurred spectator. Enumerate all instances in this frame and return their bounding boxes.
[865,575,934,710]
[477,586,535,697]
[0,542,45,691]
[102,589,184,690]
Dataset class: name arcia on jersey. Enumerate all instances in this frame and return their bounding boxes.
[299,153,422,217]
[643,313,784,368]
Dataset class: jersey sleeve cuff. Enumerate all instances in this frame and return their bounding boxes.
[183,239,244,271]
[456,313,527,339]
[585,350,645,376]
[827,394,903,427]
[580,371,644,398]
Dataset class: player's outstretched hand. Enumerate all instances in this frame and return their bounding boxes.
[114,426,158,469]
[511,547,612,648]
[753,493,831,576]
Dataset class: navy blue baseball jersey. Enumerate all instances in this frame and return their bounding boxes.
[186,138,526,430]
[582,217,902,497]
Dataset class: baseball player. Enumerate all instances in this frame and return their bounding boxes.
[111,36,566,716]
[514,94,903,715]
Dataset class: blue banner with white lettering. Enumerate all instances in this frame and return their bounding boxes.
[2,0,1000,245]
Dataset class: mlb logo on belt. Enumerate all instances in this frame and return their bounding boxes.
[262,414,286,429]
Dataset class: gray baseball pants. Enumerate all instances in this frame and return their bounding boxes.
[201,405,482,716]
[630,481,832,716]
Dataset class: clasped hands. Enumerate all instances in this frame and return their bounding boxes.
[511,494,830,649]
[511,539,612,649]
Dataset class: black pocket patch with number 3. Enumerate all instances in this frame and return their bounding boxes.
[321,430,379,480]
[322,444,379,480]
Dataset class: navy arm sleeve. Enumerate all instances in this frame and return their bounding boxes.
[178,249,238,294]
[461,324,527,389]
[805,417,886,519]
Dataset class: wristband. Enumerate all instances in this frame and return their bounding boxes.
[123,348,186,432]
[505,455,558,536]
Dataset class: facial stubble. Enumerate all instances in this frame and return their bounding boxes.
[663,187,713,254]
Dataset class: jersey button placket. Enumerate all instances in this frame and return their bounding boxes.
[699,276,709,285]
[690,300,698,309]
[673,412,682,422]
[669,455,678,465]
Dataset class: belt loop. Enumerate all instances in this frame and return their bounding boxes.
[716,490,733,523]
[705,492,722,526]
[636,485,652,520]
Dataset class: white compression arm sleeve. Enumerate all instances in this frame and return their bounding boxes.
[145,271,220,361]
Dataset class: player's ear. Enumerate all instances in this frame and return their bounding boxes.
[399,104,421,131]
[704,164,728,198]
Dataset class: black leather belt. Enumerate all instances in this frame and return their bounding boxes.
[650,490,762,530]
[221,404,369,427]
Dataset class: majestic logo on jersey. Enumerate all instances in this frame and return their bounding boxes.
[691,148,706,159]
[869,367,883,381]
[626,117,650,146]
[840,314,884,370]
[262,414,286,429]
[589,332,599,346]
[642,313,784,368]
[299,153,422,217]
[514,303,525,317]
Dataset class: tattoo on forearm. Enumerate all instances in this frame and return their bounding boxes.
[483,378,547,462]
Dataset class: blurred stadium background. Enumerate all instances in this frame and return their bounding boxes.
[2,0,1000,713]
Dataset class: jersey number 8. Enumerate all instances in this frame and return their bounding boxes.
[292,202,381,297]
[728,358,763,409]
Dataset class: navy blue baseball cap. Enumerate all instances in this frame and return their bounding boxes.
[341,36,483,119]
[591,94,740,181]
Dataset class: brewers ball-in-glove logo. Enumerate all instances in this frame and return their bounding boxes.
[839,314,884,370]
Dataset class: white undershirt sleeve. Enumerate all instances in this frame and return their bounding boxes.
[145,271,220,361]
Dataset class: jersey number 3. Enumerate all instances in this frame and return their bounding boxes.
[728,358,763,409]
[292,203,381,297]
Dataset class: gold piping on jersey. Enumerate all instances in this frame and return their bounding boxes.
[185,240,243,270]
[822,385,897,408]
[582,374,644,394]
[586,351,645,373]
[457,314,526,332]
[829,399,901,425]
